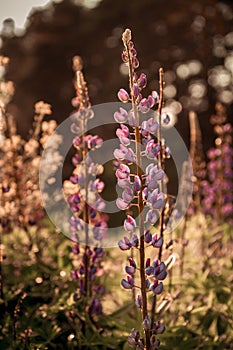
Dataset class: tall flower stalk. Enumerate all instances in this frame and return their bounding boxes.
[115,29,167,350]
[201,103,233,223]
[63,57,107,325]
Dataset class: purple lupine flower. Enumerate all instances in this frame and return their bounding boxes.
[114,144,135,163]
[124,215,137,233]
[162,113,170,125]
[93,220,107,240]
[133,175,142,192]
[88,135,103,149]
[145,140,160,159]
[116,164,130,179]
[148,189,165,210]
[125,265,136,275]
[145,265,154,276]
[152,90,159,104]
[72,243,80,254]
[117,177,131,188]
[137,73,147,89]
[70,270,79,280]
[147,95,155,109]
[122,186,134,203]
[121,276,134,289]
[139,98,150,113]
[151,234,163,248]
[89,179,105,192]
[146,177,158,191]
[115,29,167,348]
[73,136,82,147]
[116,197,130,210]
[128,110,136,127]
[145,258,151,268]
[144,229,152,243]
[70,174,79,184]
[116,124,131,146]
[153,321,166,335]
[135,294,142,308]
[70,122,80,134]
[143,316,151,330]
[92,198,106,211]
[67,58,107,319]
[153,261,167,280]
[145,209,159,224]
[130,233,139,247]
[114,107,128,123]
[149,280,163,295]
[88,298,103,315]
[132,56,139,69]
[118,236,132,250]
[121,51,129,63]
[141,118,159,135]
[127,329,141,346]
[92,285,105,294]
[2,185,10,193]
[150,336,160,349]
[132,83,140,97]
[118,88,130,103]
[147,164,165,181]
[93,247,104,259]
[129,257,136,268]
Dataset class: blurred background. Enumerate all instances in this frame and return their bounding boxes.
[0,0,232,150]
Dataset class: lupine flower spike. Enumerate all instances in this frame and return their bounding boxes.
[63,56,107,319]
[201,103,233,223]
[114,29,167,349]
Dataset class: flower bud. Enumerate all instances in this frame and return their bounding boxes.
[132,83,140,96]
[135,294,142,308]
[152,90,159,103]
[143,316,151,330]
[125,265,136,275]
[117,88,130,103]
[132,57,139,69]
[121,51,129,63]
[138,73,147,89]
[144,229,152,243]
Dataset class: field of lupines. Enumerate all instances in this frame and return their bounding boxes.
[0,28,233,350]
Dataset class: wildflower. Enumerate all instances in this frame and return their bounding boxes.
[114,107,128,123]
[121,276,134,289]
[124,215,137,233]
[115,29,167,349]
[117,88,130,103]
[65,56,107,318]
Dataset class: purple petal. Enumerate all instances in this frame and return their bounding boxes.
[121,278,133,289]
[125,266,136,275]
[118,240,130,250]
[116,198,129,210]
[118,88,130,103]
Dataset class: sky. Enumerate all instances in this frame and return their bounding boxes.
[0,0,53,29]
[0,0,99,30]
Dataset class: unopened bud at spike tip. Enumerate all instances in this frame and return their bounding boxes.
[122,28,132,45]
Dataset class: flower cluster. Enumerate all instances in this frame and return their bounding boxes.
[0,57,53,231]
[201,104,233,223]
[114,29,167,349]
[63,56,107,316]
